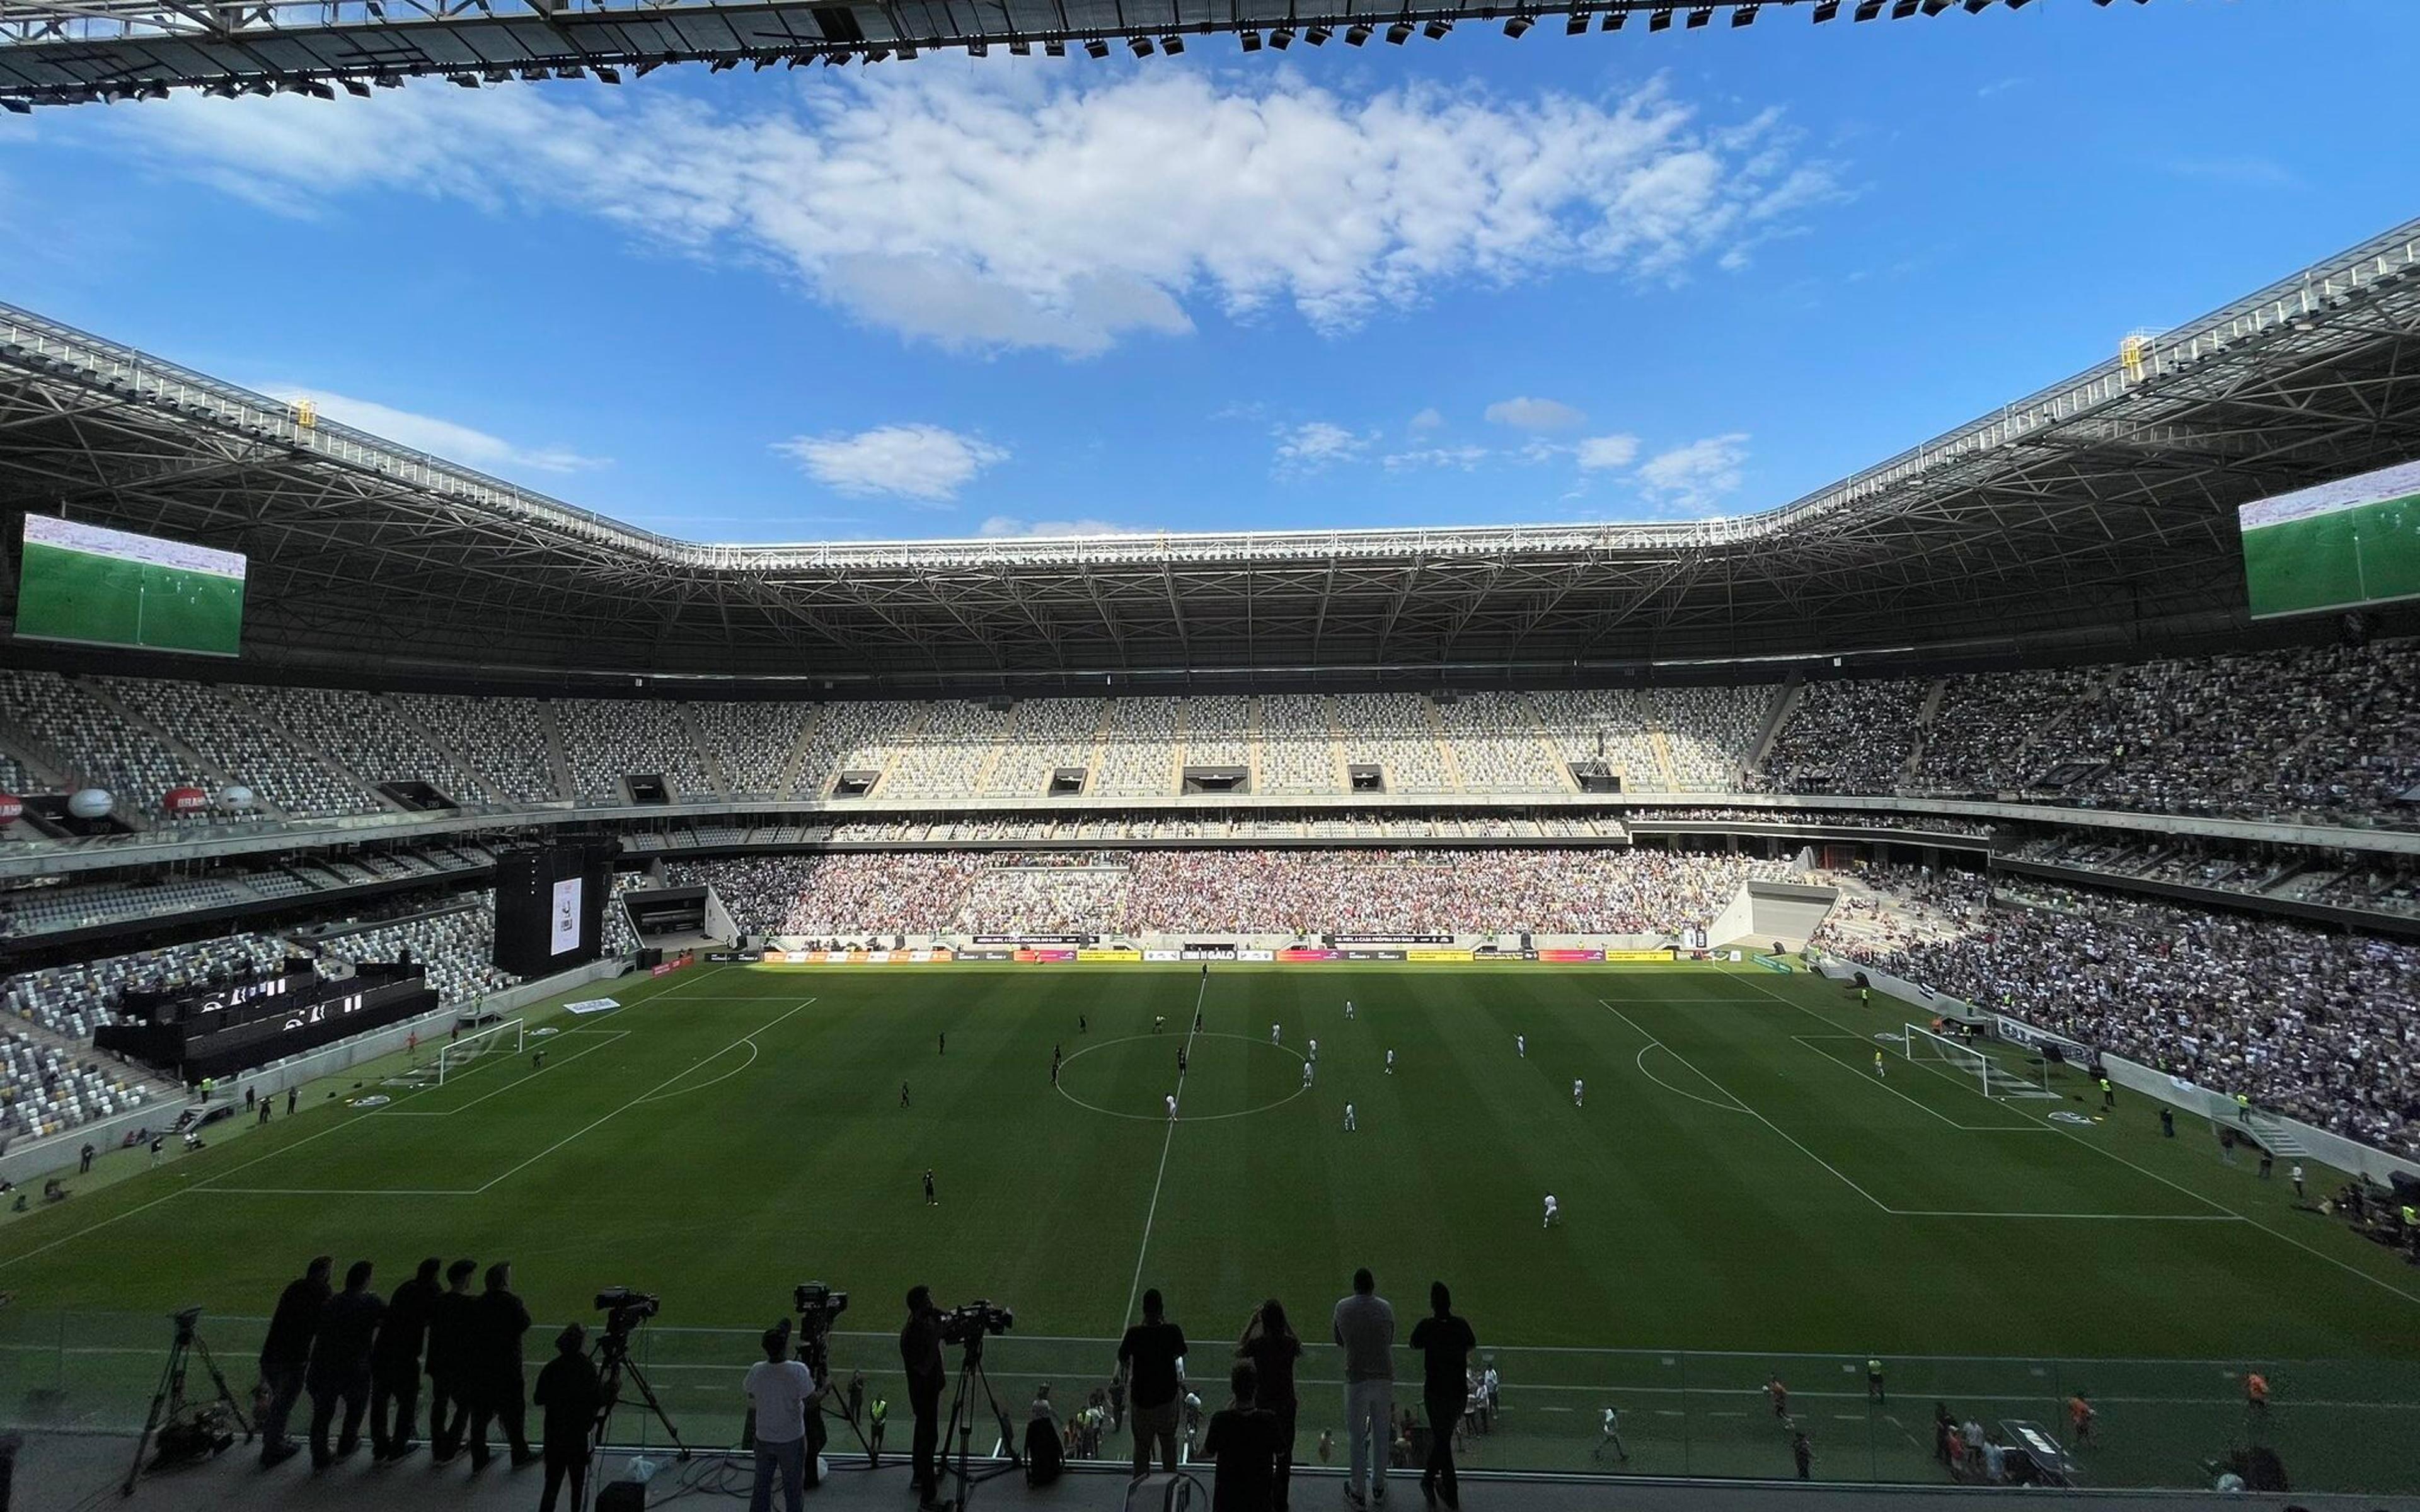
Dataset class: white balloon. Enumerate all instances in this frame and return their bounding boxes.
[219,785,256,811]
[68,788,113,820]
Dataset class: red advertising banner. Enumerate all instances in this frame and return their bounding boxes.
[1276,948,1340,963]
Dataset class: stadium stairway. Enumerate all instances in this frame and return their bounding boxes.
[2247,1113,2312,1159]
[23,1431,2394,1512]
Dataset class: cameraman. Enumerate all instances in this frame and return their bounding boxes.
[899,1286,946,1511]
[745,1323,820,1512]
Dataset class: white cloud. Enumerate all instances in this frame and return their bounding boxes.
[977,515,1141,538]
[1408,408,1446,434]
[1273,421,1374,476]
[773,425,1007,503]
[1383,446,1492,473]
[1485,396,1587,432]
[1575,434,1642,471]
[1634,433,1750,515]
[261,384,606,474]
[96,69,1836,355]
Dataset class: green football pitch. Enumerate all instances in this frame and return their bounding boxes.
[4,963,2417,1489]
[2242,492,2420,618]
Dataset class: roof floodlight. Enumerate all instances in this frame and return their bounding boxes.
[1084,35,1110,57]
[1129,33,1153,54]
[342,77,372,96]
[1422,19,1450,37]
[1566,11,1590,33]
[1648,8,1673,30]
[1811,0,1839,17]
[1344,23,1371,42]
[1045,39,1065,54]
[1504,14,1531,36]
[1304,24,1330,42]
[1161,33,1184,52]
[1269,27,1293,47]
[1385,22,1412,42]
[594,65,621,82]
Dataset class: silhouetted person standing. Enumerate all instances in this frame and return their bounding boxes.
[1199,1360,1281,1512]
[1117,1288,1188,1477]
[534,1323,603,1512]
[1236,1300,1303,1512]
[901,1286,946,1509]
[466,1261,536,1469]
[369,1256,442,1460]
[1408,1284,1476,1511]
[427,1259,480,1461]
[307,1260,384,1467]
[258,1255,332,1468]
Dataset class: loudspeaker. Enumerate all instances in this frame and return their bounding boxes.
[635,948,663,970]
[597,1483,647,1512]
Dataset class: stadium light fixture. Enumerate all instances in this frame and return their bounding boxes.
[967,38,988,55]
[1601,10,1625,26]
[1270,27,1293,47]
[342,77,372,96]
[1385,22,1412,42]
[449,72,480,87]
[709,56,737,71]
[1305,24,1331,43]
[897,42,919,57]
[1008,38,1030,54]
[1648,8,1673,31]
[1044,39,1066,55]
[1732,4,1757,25]
[1084,35,1110,57]
[1162,33,1184,53]
[1852,0,1881,14]
[0,100,29,116]
[594,65,621,82]
[1423,19,1451,38]
[1685,7,1712,28]
[1920,0,1954,13]
[1345,23,1371,42]
[1891,0,1920,14]
[1566,11,1590,33]
[1964,0,1993,9]
[1129,34,1153,54]
[1811,0,1839,18]
[1241,28,1262,50]
[1504,14,1532,37]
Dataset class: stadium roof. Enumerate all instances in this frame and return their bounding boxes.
[5,0,2047,111]
[4,217,2420,689]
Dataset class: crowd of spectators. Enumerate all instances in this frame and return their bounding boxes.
[1823,866,2420,1156]
[676,848,1784,941]
[555,699,714,801]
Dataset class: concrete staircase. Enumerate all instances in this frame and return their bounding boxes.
[679,704,732,798]
[536,702,574,800]
[2247,1114,2310,1159]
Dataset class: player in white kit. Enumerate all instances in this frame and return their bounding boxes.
[1573,1078,1584,1108]
[1301,1062,1314,1089]
[1516,1034,1526,1058]
[1345,1000,1356,1021]
[1543,1193,1559,1228]
[1385,1049,1396,1075]
[1271,1022,1281,1045]
[1344,1103,1357,1131]
[1308,1038,1318,1062]
[1166,1094,1178,1120]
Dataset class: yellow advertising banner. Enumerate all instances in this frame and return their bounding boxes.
[1405,949,1475,962]
[1076,949,1142,963]
[1603,950,1676,961]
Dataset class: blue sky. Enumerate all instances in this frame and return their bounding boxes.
[3,1,2417,544]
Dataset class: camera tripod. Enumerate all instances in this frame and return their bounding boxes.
[938,1332,1022,1512]
[122,1307,251,1496]
[580,1323,691,1512]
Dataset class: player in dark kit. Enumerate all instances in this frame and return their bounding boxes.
[923,1169,938,1206]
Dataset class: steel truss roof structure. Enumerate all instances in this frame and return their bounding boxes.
[4,218,2420,690]
[3,0,2051,110]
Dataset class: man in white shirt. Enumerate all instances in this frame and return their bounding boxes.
[1542,1194,1559,1228]
[744,1324,821,1512]
[1308,1038,1319,1063]
[1385,1050,1396,1075]
[1166,1094,1178,1121]
[1271,1023,1282,1045]
[1302,1062,1315,1089]
[1344,1103,1357,1132]
[1515,1034,1525,1058]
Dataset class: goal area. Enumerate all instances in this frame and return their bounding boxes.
[438,1017,526,1084]
[1903,1022,2049,1099]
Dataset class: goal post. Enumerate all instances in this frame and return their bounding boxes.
[1903,1022,2046,1099]
[437,1017,526,1085]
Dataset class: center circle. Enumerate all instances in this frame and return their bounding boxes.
[1056,1031,1311,1123]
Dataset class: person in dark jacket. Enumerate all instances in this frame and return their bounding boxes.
[1199,1360,1281,1512]
[1407,1283,1477,1511]
[258,1255,333,1468]
[369,1256,442,1461]
[466,1261,538,1470]
[900,1285,946,1509]
[1236,1300,1303,1512]
[307,1260,385,1467]
[533,1323,603,1512]
[427,1258,480,1462]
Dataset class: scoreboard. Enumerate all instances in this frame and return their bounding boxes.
[493,840,615,978]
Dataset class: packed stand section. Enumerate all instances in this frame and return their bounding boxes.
[1765,679,1926,794]
[0,669,223,824]
[1915,667,2107,793]
[686,847,1782,940]
[1436,692,1563,794]
[555,699,713,800]
[691,701,805,796]
[393,692,559,803]
[1824,866,2420,1157]
[240,684,478,799]
[101,677,379,819]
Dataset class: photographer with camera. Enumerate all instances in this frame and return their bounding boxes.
[900,1286,947,1511]
[745,1321,819,1512]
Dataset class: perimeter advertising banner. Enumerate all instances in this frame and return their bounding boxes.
[1406,949,1475,962]
[1533,949,1604,963]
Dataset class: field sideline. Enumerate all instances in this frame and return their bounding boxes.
[4,962,2417,1486]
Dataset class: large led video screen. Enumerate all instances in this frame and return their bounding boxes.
[2239,460,2420,619]
[13,514,247,655]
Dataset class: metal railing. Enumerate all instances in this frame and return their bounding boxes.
[3,1313,2413,1494]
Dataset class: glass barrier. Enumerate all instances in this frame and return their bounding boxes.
[6,1311,2413,1494]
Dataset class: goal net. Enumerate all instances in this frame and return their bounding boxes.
[1903,1022,2047,1099]
[438,1017,526,1085]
